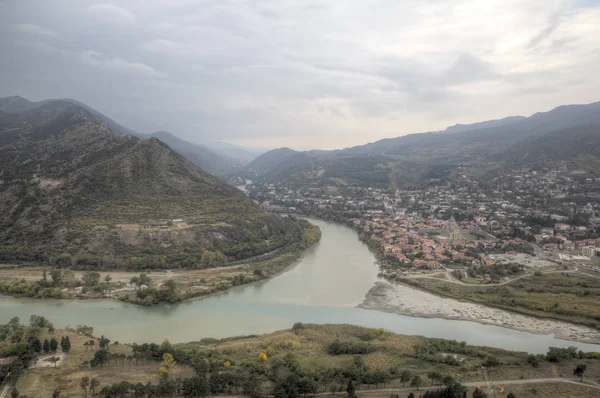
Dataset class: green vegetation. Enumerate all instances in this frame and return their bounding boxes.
[0,218,320,306]
[0,106,305,269]
[4,319,600,398]
[398,271,600,329]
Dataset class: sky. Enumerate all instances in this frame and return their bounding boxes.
[1,0,600,150]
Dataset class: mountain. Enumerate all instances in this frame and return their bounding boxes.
[0,96,138,136]
[202,139,265,164]
[343,101,600,157]
[0,103,297,267]
[442,116,526,134]
[0,96,246,174]
[0,95,42,113]
[247,101,600,189]
[247,147,314,175]
[146,131,235,173]
[502,124,600,171]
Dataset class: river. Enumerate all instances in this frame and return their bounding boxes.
[1,218,599,354]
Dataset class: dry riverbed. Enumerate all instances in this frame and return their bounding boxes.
[360,281,600,344]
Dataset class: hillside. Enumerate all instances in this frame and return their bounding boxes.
[0,104,298,268]
[0,96,137,136]
[9,323,600,397]
[146,131,236,173]
[246,101,600,189]
[247,147,315,175]
[502,124,600,171]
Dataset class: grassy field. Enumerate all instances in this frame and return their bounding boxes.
[176,324,600,393]
[16,330,194,397]
[398,271,600,329]
[6,324,600,398]
[355,383,599,398]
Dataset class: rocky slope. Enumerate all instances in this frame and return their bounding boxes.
[0,104,296,268]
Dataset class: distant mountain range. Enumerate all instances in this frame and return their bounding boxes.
[0,96,263,174]
[246,101,600,188]
[0,97,291,266]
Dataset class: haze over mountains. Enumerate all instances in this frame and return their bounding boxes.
[0,96,262,174]
[0,97,294,266]
[247,101,600,189]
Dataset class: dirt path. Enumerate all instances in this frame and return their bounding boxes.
[0,382,11,398]
[407,269,577,287]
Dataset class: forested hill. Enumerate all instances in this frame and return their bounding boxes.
[0,102,297,268]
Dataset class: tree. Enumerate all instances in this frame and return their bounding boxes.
[50,337,59,353]
[427,371,442,385]
[574,364,587,381]
[29,315,55,332]
[507,393,516,398]
[346,380,356,398]
[90,378,100,397]
[49,356,61,368]
[410,375,422,391]
[28,336,42,354]
[81,377,90,398]
[182,376,209,397]
[159,353,176,378]
[242,373,261,398]
[43,339,50,353]
[50,269,63,285]
[163,279,176,293]
[10,388,18,398]
[442,375,455,387]
[473,389,488,398]
[99,335,110,349]
[526,354,539,368]
[408,394,415,398]
[82,271,101,287]
[104,274,112,283]
[76,325,94,337]
[400,370,412,387]
[52,390,60,398]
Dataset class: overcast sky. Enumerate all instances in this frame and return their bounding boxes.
[1,0,599,150]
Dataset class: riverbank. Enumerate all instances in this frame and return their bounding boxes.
[0,219,321,306]
[10,322,600,398]
[360,281,600,344]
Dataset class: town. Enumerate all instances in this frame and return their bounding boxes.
[246,165,600,282]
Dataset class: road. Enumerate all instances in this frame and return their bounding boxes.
[0,382,11,398]
[408,268,571,287]
[318,377,600,396]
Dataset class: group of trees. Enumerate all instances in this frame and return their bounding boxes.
[327,340,376,356]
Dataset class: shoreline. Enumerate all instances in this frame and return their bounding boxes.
[359,281,600,345]
[0,228,321,308]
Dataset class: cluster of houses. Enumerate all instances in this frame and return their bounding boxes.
[248,164,600,263]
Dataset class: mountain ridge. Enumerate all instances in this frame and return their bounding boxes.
[0,102,295,268]
[247,100,600,188]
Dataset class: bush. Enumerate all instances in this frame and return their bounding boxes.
[327,340,375,355]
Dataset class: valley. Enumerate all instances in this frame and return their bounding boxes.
[2,96,600,397]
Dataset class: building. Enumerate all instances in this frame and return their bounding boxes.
[582,246,599,258]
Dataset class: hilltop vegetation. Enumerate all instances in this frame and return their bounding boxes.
[0,99,303,268]
[4,321,600,398]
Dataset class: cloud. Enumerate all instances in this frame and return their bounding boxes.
[79,51,166,78]
[14,24,58,37]
[87,4,137,25]
[1,0,599,149]
[140,39,191,56]
[528,10,562,49]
